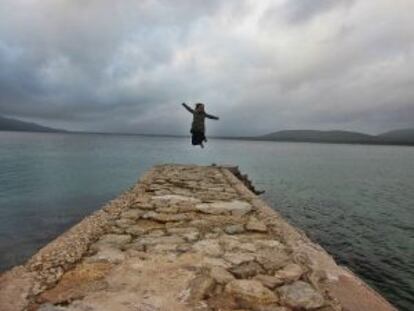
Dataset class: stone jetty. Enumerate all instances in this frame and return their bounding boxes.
[0,164,397,311]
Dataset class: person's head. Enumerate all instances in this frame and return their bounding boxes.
[195,103,205,112]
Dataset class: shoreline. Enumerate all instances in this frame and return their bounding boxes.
[1,130,413,147]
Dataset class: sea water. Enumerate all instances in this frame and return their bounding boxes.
[0,131,413,310]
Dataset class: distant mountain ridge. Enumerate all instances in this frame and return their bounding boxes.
[256,129,414,145]
[0,115,65,133]
[259,130,375,143]
[377,128,414,142]
[1,114,413,145]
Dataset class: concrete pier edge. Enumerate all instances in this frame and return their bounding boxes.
[0,164,397,311]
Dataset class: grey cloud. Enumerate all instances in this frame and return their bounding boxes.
[0,0,224,122]
[283,0,354,24]
[0,0,413,135]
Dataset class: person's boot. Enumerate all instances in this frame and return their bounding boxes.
[200,142,204,148]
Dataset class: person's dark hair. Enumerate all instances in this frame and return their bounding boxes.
[195,103,205,112]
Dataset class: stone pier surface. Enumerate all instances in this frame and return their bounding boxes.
[0,164,397,311]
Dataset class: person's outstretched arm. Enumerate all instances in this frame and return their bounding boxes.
[182,102,194,113]
[205,112,219,120]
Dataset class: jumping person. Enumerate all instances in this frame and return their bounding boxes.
[182,102,219,148]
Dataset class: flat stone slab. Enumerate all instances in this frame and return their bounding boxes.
[277,281,325,309]
[0,164,397,311]
[195,200,252,216]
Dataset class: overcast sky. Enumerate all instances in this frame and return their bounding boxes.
[0,0,413,135]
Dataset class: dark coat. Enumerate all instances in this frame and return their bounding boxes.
[182,103,219,133]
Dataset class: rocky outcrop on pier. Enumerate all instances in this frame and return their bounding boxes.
[0,165,396,311]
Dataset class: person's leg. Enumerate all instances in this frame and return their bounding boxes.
[192,134,197,146]
[192,131,204,147]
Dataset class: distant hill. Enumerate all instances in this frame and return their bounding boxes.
[258,130,376,143]
[255,129,414,145]
[377,129,414,144]
[0,115,65,133]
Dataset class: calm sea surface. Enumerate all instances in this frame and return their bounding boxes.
[0,131,413,310]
